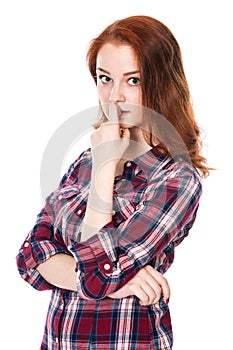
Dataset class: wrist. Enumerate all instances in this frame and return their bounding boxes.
[92,159,118,176]
[87,162,116,215]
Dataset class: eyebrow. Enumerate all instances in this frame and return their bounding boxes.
[97,67,140,76]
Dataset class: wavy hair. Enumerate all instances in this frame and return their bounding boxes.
[86,15,209,177]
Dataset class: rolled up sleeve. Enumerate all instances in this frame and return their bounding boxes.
[16,153,86,291]
[16,206,70,291]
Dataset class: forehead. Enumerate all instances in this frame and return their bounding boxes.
[96,43,139,73]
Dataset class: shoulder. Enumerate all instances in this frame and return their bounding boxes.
[163,159,203,201]
[169,159,202,185]
[69,147,92,171]
[147,155,202,200]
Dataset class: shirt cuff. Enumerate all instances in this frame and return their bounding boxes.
[22,239,69,269]
[69,221,118,275]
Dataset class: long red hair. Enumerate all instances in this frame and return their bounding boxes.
[87,15,209,177]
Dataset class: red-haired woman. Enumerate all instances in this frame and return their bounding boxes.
[16,16,209,349]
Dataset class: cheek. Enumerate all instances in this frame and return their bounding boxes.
[130,105,144,123]
[101,104,109,119]
[97,87,108,117]
[128,88,142,105]
[97,85,109,103]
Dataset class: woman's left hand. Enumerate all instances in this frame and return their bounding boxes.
[108,265,170,306]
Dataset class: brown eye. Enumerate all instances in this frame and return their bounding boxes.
[128,77,141,86]
[98,75,112,84]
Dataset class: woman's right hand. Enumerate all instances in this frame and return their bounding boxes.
[108,265,170,306]
[90,102,130,170]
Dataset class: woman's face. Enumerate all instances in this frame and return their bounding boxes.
[96,43,144,128]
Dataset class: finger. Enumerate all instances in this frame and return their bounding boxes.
[107,284,129,299]
[128,284,150,306]
[145,266,170,303]
[108,102,119,123]
[138,281,161,306]
[127,273,160,306]
[135,269,162,304]
[121,127,130,140]
[141,274,162,304]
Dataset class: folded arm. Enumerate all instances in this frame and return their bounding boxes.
[36,253,170,305]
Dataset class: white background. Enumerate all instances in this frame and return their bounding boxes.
[1,0,232,349]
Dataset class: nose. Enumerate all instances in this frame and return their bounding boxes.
[109,83,125,103]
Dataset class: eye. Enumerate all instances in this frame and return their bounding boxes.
[98,75,112,84]
[128,77,141,86]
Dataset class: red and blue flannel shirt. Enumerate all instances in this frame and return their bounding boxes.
[16,146,202,349]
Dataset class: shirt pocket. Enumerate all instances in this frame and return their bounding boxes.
[53,186,87,246]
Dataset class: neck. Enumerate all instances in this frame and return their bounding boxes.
[124,126,152,160]
[115,127,151,177]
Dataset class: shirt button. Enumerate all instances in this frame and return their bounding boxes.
[24,241,30,248]
[103,263,111,271]
[55,337,59,344]
[126,161,132,167]
[58,194,63,200]
[77,209,82,215]
[112,210,116,215]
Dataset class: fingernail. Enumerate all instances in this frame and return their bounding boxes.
[165,298,169,304]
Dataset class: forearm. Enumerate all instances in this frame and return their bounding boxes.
[82,108,130,241]
[36,253,77,291]
[82,162,116,241]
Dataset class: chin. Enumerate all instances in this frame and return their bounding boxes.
[119,120,142,129]
[119,118,138,128]
[119,122,134,128]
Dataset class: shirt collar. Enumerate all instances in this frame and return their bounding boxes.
[131,146,172,179]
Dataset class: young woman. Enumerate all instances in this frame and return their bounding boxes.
[16,15,209,349]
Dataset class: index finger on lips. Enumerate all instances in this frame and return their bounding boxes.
[108,102,119,124]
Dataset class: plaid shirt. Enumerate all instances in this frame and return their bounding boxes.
[16,147,202,349]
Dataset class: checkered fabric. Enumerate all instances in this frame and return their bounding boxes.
[16,147,202,349]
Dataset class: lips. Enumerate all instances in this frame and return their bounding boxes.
[119,109,129,118]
